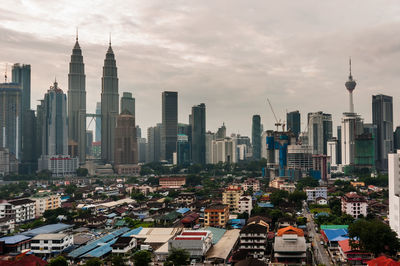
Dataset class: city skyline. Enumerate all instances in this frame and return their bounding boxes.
[2,1,400,137]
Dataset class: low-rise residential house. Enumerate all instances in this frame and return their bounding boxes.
[169,231,213,259]
[341,192,368,219]
[274,226,306,264]
[337,239,372,264]
[8,199,36,223]
[242,178,260,192]
[30,233,73,255]
[159,177,186,188]
[204,205,229,228]
[111,236,137,254]
[30,194,61,217]
[176,192,196,206]
[0,216,15,235]
[238,196,253,215]
[0,235,31,254]
[316,197,328,205]
[239,221,269,259]
[305,187,328,202]
[222,185,243,213]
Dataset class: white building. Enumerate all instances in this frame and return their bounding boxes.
[8,199,35,223]
[38,155,79,177]
[111,236,137,254]
[389,151,400,235]
[0,201,15,234]
[205,132,214,164]
[242,178,260,192]
[168,231,212,259]
[327,139,338,167]
[211,137,237,163]
[30,233,73,254]
[341,192,368,218]
[238,196,253,215]
[287,144,313,173]
[305,187,327,202]
[307,112,332,155]
[30,194,61,217]
[341,112,364,166]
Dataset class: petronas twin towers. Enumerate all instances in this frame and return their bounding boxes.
[67,35,119,164]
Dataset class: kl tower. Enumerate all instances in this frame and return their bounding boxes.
[345,58,357,113]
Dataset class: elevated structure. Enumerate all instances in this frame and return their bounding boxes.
[345,58,356,113]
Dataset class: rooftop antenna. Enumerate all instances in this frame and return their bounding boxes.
[349,57,352,77]
[76,27,78,41]
[109,32,111,46]
[4,63,7,83]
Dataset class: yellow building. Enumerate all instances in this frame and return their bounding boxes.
[30,194,61,217]
[204,205,229,227]
[222,185,243,213]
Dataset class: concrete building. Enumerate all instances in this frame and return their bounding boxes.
[372,94,393,171]
[239,221,269,258]
[204,205,229,228]
[146,123,162,163]
[287,144,313,176]
[0,148,17,176]
[216,123,226,139]
[30,233,73,255]
[161,91,178,163]
[137,137,147,163]
[238,196,253,215]
[30,194,61,218]
[177,134,190,165]
[274,226,306,264]
[95,102,101,142]
[67,35,86,164]
[287,111,301,139]
[159,177,186,189]
[38,81,78,176]
[191,103,206,165]
[205,132,214,164]
[327,138,338,167]
[0,82,22,161]
[307,112,332,155]
[242,178,260,192]
[222,185,243,213]
[252,115,261,160]
[169,231,212,259]
[305,187,327,202]
[341,112,364,166]
[120,92,135,116]
[8,198,35,223]
[0,201,15,234]
[86,130,93,157]
[114,111,138,166]
[389,150,400,235]
[101,41,119,164]
[211,137,236,164]
[111,236,136,254]
[341,192,368,218]
[312,154,330,182]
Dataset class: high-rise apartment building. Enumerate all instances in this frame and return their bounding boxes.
[177,134,190,165]
[161,91,177,162]
[205,131,214,164]
[389,150,400,235]
[0,83,22,161]
[252,115,261,160]
[120,92,135,116]
[394,127,400,150]
[191,103,206,165]
[307,112,332,155]
[286,111,300,139]
[341,112,364,166]
[211,137,236,163]
[95,102,101,142]
[327,138,338,167]
[146,123,162,163]
[337,126,342,164]
[12,64,30,113]
[114,111,138,165]
[67,36,86,164]
[101,42,119,164]
[86,131,93,157]
[216,123,226,139]
[372,94,393,171]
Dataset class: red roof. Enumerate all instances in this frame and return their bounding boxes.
[0,255,48,266]
[181,232,207,236]
[277,226,304,237]
[174,237,202,240]
[367,256,400,266]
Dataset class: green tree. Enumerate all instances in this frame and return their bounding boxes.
[270,190,289,206]
[348,219,400,256]
[166,248,190,266]
[132,250,152,266]
[49,256,68,266]
[111,254,125,266]
[296,176,319,190]
[84,258,102,266]
[76,167,89,177]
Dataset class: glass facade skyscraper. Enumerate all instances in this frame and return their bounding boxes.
[161,91,177,162]
[252,114,261,160]
[286,111,300,139]
[191,103,206,165]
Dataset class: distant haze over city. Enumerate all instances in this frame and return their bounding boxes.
[2,0,400,136]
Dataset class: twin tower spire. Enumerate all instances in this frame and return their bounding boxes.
[68,31,119,165]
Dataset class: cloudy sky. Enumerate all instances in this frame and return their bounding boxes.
[2,0,400,138]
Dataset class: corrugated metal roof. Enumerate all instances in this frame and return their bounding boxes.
[176,208,190,214]
[22,223,72,237]
[122,227,143,237]
[203,227,226,245]
[0,235,31,244]
[82,238,117,258]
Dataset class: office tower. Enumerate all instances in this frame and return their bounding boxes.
[364,123,378,167]
[20,110,37,173]
[307,112,332,155]
[372,94,393,171]
[354,133,375,169]
[205,131,214,164]
[146,123,162,163]
[327,138,338,167]
[35,100,45,161]
[252,115,261,160]
[177,134,190,165]
[38,81,78,176]
[101,40,119,164]
[211,137,237,163]
[114,111,138,165]
[86,130,93,156]
[12,64,31,112]
[137,138,147,163]
[337,126,342,164]
[136,125,142,139]
[0,83,22,162]
[345,59,357,113]
[286,111,300,139]
[68,35,86,164]
[191,103,206,165]
[120,92,135,116]
[388,150,400,235]
[216,123,226,139]
[161,91,177,162]
[95,102,101,142]
[341,113,363,166]
[394,127,400,150]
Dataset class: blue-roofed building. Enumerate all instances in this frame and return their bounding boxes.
[122,227,143,237]
[321,228,349,247]
[257,202,274,208]
[0,235,31,254]
[21,223,73,237]
[203,227,226,245]
[176,207,190,214]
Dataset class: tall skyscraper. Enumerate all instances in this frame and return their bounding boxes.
[161,91,177,162]
[252,114,261,160]
[307,112,332,155]
[341,113,363,165]
[146,123,162,163]
[337,126,342,164]
[286,111,300,139]
[120,92,135,116]
[12,64,31,113]
[114,110,138,165]
[216,123,226,139]
[67,34,86,164]
[38,81,78,176]
[0,82,22,160]
[101,40,119,164]
[372,94,393,171]
[95,102,101,142]
[394,126,400,150]
[191,103,206,165]
[177,134,190,165]
[205,131,214,164]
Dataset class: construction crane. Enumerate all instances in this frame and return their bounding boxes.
[267,98,285,132]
